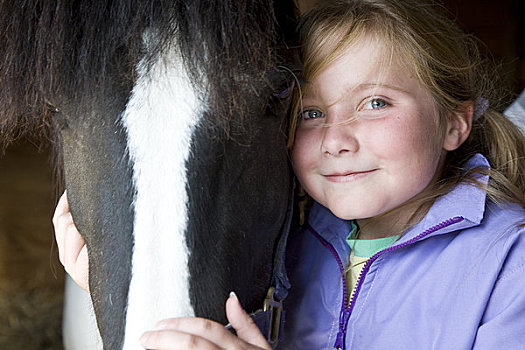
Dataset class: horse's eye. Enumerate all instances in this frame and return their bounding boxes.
[273,81,295,100]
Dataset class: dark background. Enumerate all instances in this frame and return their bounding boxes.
[442,0,524,95]
[0,1,523,348]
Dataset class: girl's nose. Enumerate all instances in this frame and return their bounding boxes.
[321,122,359,156]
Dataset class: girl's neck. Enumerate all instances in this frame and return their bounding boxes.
[354,166,445,240]
[355,201,429,240]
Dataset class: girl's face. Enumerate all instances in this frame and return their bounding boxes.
[292,38,447,225]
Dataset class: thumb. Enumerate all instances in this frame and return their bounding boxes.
[226,292,271,349]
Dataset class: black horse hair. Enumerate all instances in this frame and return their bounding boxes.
[0,0,298,148]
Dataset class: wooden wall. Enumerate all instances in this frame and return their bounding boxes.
[0,140,64,349]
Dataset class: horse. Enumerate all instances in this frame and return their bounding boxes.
[0,1,299,348]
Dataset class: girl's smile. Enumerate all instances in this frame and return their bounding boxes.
[322,169,378,183]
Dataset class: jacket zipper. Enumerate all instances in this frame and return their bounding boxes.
[307,216,464,350]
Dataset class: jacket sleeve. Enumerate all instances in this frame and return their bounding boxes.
[472,228,525,348]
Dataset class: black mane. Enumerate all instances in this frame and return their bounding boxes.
[0,0,298,147]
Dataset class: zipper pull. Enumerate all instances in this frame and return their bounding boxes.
[334,306,351,349]
[333,330,345,349]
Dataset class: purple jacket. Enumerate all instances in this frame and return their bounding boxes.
[279,154,525,349]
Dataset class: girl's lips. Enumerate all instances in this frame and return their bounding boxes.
[323,169,377,182]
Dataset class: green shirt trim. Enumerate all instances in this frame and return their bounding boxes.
[346,221,399,258]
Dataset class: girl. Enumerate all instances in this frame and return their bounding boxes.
[54,0,525,348]
[281,0,525,348]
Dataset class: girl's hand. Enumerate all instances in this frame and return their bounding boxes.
[53,190,90,293]
[140,292,271,350]
[53,192,270,350]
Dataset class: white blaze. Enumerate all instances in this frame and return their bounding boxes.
[121,47,202,349]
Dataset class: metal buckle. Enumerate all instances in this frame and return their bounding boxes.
[263,287,283,348]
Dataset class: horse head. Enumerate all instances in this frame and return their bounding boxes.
[0,0,299,348]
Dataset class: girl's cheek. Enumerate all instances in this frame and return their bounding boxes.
[291,136,309,162]
[295,127,320,146]
[296,136,318,162]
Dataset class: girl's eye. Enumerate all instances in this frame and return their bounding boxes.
[300,109,325,120]
[362,98,388,110]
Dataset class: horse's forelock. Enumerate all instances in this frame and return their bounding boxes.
[0,0,297,148]
[173,0,298,128]
[0,0,145,148]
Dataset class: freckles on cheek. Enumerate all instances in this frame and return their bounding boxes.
[292,131,313,161]
[291,138,317,185]
[290,148,306,177]
[290,146,300,167]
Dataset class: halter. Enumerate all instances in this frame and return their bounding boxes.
[226,181,294,348]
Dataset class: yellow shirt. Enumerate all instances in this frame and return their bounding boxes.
[346,252,369,297]
[345,222,399,301]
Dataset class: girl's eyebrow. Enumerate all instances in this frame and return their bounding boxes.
[301,81,411,108]
[303,82,410,108]
[352,82,410,95]
[326,82,410,107]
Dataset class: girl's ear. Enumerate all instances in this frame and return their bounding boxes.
[443,101,473,151]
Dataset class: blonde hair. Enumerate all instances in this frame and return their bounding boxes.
[290,0,525,225]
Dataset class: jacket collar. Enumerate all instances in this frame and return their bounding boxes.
[307,202,353,259]
[399,153,489,243]
[308,154,490,247]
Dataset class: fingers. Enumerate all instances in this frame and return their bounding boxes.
[226,292,271,350]
[52,190,90,292]
[69,240,90,292]
[53,191,72,265]
[140,318,233,350]
[140,328,220,350]
[140,294,270,350]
